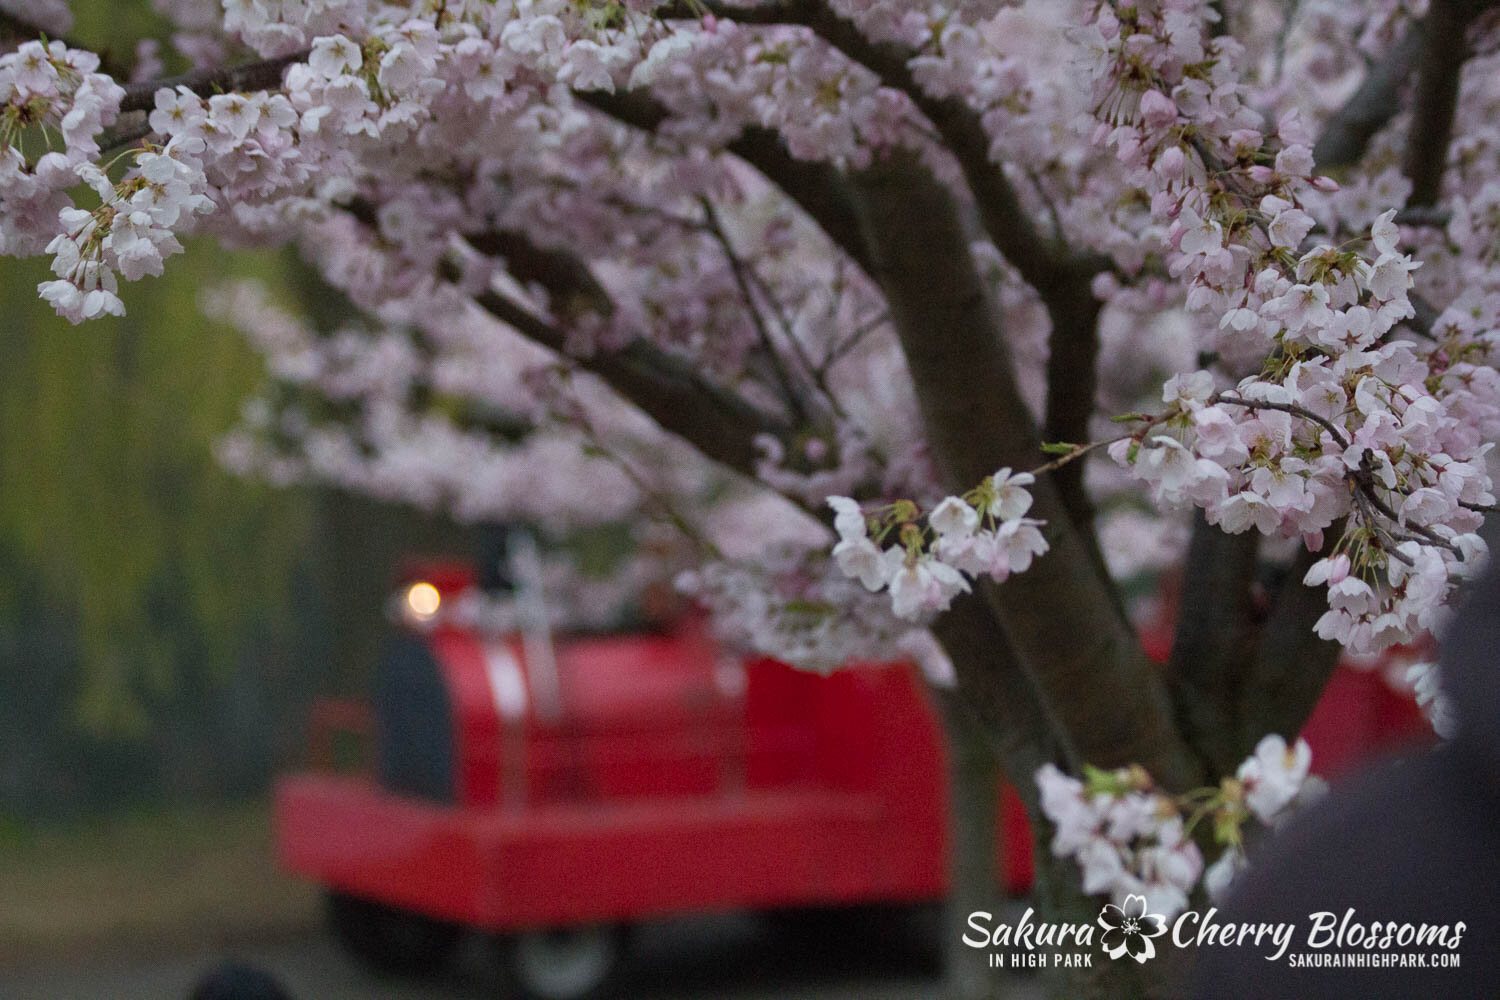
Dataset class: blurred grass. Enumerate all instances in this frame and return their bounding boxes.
[0,799,319,969]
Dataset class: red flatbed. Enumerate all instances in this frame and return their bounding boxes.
[276,774,934,930]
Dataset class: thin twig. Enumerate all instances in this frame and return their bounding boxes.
[561,384,723,559]
[1351,487,1419,567]
[97,112,153,153]
[1210,392,1351,449]
[740,264,847,419]
[1022,409,1175,477]
[699,197,808,423]
[1354,454,1465,557]
[1025,435,1129,477]
[817,310,889,375]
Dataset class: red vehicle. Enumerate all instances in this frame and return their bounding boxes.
[275,558,1429,999]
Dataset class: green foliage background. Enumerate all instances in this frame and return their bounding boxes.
[0,3,483,822]
[0,245,324,818]
[1,251,308,736]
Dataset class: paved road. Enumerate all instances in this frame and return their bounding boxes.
[1,911,1043,1000]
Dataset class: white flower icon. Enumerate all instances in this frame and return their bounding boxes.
[1098,894,1169,964]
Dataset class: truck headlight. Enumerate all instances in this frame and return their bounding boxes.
[404,581,442,623]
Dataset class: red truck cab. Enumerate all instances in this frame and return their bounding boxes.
[277,562,1020,998]
[275,560,1429,999]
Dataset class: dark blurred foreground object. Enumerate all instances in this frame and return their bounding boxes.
[1192,563,1500,997]
[188,962,293,1000]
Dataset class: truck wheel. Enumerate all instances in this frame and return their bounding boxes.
[500,924,628,1000]
[326,891,461,976]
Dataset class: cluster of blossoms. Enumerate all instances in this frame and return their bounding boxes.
[677,547,955,682]
[1098,353,1491,653]
[0,40,120,312]
[40,136,214,320]
[206,280,704,528]
[1062,0,1496,655]
[1038,735,1323,918]
[0,36,228,320]
[3,0,1088,332]
[826,468,1048,621]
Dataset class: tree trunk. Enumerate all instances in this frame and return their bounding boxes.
[1029,843,1166,1000]
[849,149,1200,792]
[937,691,1002,1000]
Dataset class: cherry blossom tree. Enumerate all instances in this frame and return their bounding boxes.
[3,0,1498,993]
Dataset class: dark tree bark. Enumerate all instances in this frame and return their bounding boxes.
[1402,1,1484,206]
[1312,25,1426,171]
[849,150,1202,793]
[936,691,1003,1000]
[1168,515,1261,777]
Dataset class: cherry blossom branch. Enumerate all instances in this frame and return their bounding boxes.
[1025,435,1128,477]
[1350,488,1418,567]
[1208,392,1351,449]
[344,193,809,493]
[676,0,1119,533]
[80,38,882,313]
[576,89,874,275]
[119,50,308,113]
[1204,396,1465,561]
[462,273,794,480]
[341,195,617,322]
[699,197,811,422]
[98,112,153,153]
[657,0,1108,294]
[1024,406,1175,479]
[463,227,615,318]
[1350,455,1466,558]
[1123,392,1465,568]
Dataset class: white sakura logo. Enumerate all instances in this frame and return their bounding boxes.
[1097,894,1169,964]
